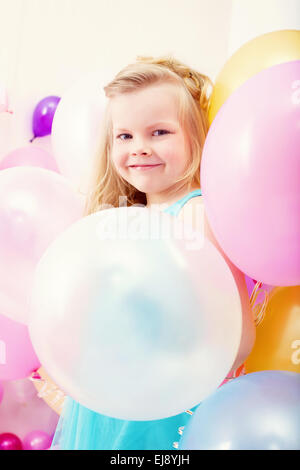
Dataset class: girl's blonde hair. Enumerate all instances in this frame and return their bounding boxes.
[84,55,213,216]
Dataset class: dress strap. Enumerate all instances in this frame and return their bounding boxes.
[163,189,202,217]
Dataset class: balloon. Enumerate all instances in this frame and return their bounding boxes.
[22,430,52,450]
[244,276,274,322]
[0,433,23,450]
[31,95,60,141]
[245,286,300,374]
[29,207,243,420]
[0,167,84,324]
[209,30,300,123]
[218,363,245,388]
[31,367,65,415]
[204,215,255,371]
[0,378,59,440]
[179,371,300,450]
[51,69,117,193]
[201,60,300,286]
[0,382,3,404]
[0,313,40,380]
[244,275,256,298]
[0,145,59,172]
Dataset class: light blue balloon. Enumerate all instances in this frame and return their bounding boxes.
[179,371,300,450]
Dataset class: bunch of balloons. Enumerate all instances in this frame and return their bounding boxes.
[0,77,86,443]
[0,66,116,445]
[0,67,254,424]
[0,378,58,450]
[179,29,300,450]
[0,29,299,450]
[0,161,83,449]
[0,431,52,450]
[202,30,300,287]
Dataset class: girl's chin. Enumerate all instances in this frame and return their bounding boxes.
[131,184,165,195]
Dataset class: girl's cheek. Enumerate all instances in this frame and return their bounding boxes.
[111,149,123,167]
[116,154,129,172]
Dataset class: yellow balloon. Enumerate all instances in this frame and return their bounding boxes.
[208,30,300,124]
[245,286,300,373]
[31,367,65,415]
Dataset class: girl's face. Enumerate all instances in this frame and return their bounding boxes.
[110,83,191,200]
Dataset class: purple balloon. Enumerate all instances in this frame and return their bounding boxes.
[179,371,300,450]
[0,433,23,450]
[22,430,52,450]
[31,96,61,140]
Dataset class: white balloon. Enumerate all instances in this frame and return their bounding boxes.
[29,207,242,420]
[51,69,117,194]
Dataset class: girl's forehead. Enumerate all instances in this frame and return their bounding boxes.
[110,83,180,128]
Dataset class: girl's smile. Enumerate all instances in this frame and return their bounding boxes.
[128,163,164,170]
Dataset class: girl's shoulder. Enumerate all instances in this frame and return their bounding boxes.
[177,194,204,233]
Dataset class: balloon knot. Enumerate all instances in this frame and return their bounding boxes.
[29,371,43,381]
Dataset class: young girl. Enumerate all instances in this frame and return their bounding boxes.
[50,55,215,450]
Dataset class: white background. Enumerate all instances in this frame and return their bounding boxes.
[0,0,299,158]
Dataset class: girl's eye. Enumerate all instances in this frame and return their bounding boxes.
[153,129,169,136]
[117,133,131,140]
[116,130,169,140]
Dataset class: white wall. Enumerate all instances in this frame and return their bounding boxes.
[1,0,300,160]
[228,0,300,56]
[0,0,233,158]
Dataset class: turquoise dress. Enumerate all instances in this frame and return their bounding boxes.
[51,189,202,450]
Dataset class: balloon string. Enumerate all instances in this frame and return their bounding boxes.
[249,281,262,305]
[29,371,65,412]
[250,281,269,327]
[254,291,269,326]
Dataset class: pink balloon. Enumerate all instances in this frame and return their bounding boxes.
[202,60,300,286]
[0,313,40,380]
[0,167,84,324]
[204,218,255,372]
[0,382,3,403]
[0,379,59,440]
[244,275,256,298]
[0,433,23,450]
[0,146,59,172]
[22,430,52,450]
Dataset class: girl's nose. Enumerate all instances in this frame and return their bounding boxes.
[130,147,152,157]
